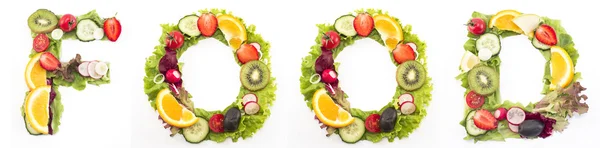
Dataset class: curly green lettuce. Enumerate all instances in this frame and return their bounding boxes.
[143,9,276,143]
[300,9,432,143]
[22,10,111,135]
[457,11,583,142]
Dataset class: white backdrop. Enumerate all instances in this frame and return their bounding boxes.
[3,0,600,148]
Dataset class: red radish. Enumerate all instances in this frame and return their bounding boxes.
[78,61,90,76]
[508,123,519,133]
[169,83,180,96]
[243,101,260,115]
[242,93,258,105]
[321,69,338,84]
[399,102,416,115]
[506,107,526,125]
[165,69,182,83]
[87,61,103,79]
[397,93,414,105]
[494,108,508,120]
[94,62,109,76]
[39,52,60,71]
[473,109,498,130]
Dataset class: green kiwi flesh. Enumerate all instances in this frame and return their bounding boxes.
[467,65,499,95]
[240,60,270,91]
[396,60,426,91]
[28,9,58,33]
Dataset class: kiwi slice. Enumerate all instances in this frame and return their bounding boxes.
[396,60,426,91]
[240,60,270,91]
[467,65,499,95]
[28,9,58,33]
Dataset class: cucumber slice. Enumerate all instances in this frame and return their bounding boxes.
[532,36,551,50]
[76,19,101,42]
[178,15,201,37]
[476,33,501,55]
[334,15,357,37]
[465,110,487,136]
[24,115,41,135]
[183,118,209,143]
[339,118,365,144]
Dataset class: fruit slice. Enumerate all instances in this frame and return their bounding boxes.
[198,13,218,37]
[535,24,558,46]
[338,118,365,144]
[365,114,381,133]
[354,13,374,37]
[25,53,48,90]
[28,9,58,33]
[373,14,403,51]
[465,91,485,109]
[549,46,574,90]
[25,85,52,134]
[392,43,416,64]
[473,109,498,130]
[156,88,199,128]
[396,60,426,91]
[312,88,354,128]
[467,66,499,95]
[209,114,225,133]
[489,10,522,33]
[217,14,247,50]
[240,60,270,91]
[507,107,526,125]
[460,51,480,71]
[465,110,488,136]
[33,33,50,52]
[512,14,542,36]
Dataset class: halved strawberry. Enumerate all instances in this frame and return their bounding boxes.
[39,52,60,71]
[198,13,218,37]
[236,43,260,64]
[392,43,416,64]
[473,109,498,130]
[354,13,374,37]
[535,24,557,46]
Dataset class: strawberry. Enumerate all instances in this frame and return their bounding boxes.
[535,24,557,46]
[198,13,218,37]
[473,109,498,130]
[236,43,260,64]
[39,52,60,71]
[103,14,122,42]
[354,13,374,37]
[392,43,416,64]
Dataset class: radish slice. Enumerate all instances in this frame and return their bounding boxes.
[243,101,260,115]
[153,74,165,84]
[93,28,104,40]
[78,61,90,76]
[399,102,416,115]
[398,93,414,105]
[87,61,103,79]
[508,123,519,133]
[507,107,526,125]
[494,108,508,120]
[95,62,109,76]
[242,93,258,105]
[309,74,321,84]
[169,83,179,96]
[250,43,261,51]
[51,29,63,40]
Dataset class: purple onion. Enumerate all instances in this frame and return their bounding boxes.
[159,49,179,75]
[524,112,556,138]
[46,78,53,85]
[314,47,334,74]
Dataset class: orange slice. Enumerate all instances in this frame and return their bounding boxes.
[25,53,47,90]
[156,88,199,128]
[312,88,354,128]
[373,14,404,51]
[217,14,247,50]
[489,10,523,33]
[549,46,574,90]
[25,85,52,134]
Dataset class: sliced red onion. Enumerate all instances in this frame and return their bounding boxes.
[309,74,321,84]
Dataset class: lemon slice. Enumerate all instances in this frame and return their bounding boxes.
[217,14,247,50]
[512,14,542,36]
[312,88,354,128]
[549,46,574,90]
[373,14,403,51]
[460,51,480,71]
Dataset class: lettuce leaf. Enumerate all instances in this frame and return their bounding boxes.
[458,11,584,142]
[143,9,276,143]
[300,9,432,143]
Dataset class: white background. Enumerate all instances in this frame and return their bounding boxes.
[2,0,600,148]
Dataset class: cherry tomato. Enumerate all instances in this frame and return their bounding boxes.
[59,14,77,32]
[467,18,486,35]
[165,31,184,50]
[33,34,49,52]
[365,114,381,133]
[321,31,340,50]
[466,91,485,109]
[209,114,225,133]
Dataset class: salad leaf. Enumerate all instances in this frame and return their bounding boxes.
[300,9,432,142]
[534,82,588,117]
[144,9,276,143]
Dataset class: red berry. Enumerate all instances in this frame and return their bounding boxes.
[39,52,60,71]
[321,69,338,84]
[365,114,381,133]
[473,109,498,130]
[165,69,181,83]
[104,17,122,42]
[392,44,416,64]
[236,43,260,64]
[535,24,557,46]
[354,13,374,37]
[198,13,218,37]
[209,114,225,133]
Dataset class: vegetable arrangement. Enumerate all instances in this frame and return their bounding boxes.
[458,10,589,142]
[21,9,121,135]
[143,9,276,143]
[300,9,432,143]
